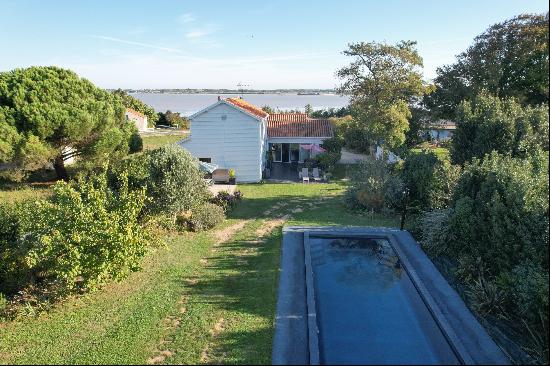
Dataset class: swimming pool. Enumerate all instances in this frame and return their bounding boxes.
[273,227,509,365]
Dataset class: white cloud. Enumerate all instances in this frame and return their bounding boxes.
[178,13,195,24]
[91,35,184,54]
[185,30,209,39]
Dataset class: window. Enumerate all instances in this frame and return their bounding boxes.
[199,158,211,163]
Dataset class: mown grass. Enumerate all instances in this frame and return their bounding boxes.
[410,147,450,159]
[0,181,399,365]
[142,132,189,151]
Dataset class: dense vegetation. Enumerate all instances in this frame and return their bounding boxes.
[425,14,549,120]
[337,41,434,150]
[340,13,549,363]
[157,110,190,129]
[0,145,232,319]
[0,171,150,313]
[451,93,549,165]
[0,67,142,181]
[112,88,159,126]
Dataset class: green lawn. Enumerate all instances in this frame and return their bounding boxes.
[0,182,398,365]
[141,132,189,151]
[410,147,450,159]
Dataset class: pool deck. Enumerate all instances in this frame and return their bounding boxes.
[272,226,510,365]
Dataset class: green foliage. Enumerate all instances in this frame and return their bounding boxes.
[185,203,225,232]
[451,93,549,165]
[157,110,189,129]
[261,105,275,114]
[112,89,158,126]
[384,175,406,210]
[110,145,209,217]
[420,152,549,359]
[310,106,350,118]
[320,136,343,154]
[337,41,434,149]
[401,150,461,210]
[128,130,143,153]
[210,190,243,212]
[345,159,393,211]
[316,151,341,172]
[0,67,138,180]
[332,115,372,153]
[0,171,150,297]
[425,14,549,119]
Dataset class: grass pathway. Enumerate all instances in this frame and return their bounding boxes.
[0,183,399,365]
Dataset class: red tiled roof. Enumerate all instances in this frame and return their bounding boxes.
[267,113,333,138]
[225,98,269,119]
[126,107,146,119]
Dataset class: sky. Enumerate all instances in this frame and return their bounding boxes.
[0,0,548,89]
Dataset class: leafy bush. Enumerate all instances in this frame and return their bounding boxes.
[384,175,406,210]
[345,159,392,211]
[210,190,243,212]
[419,151,549,359]
[401,150,461,210]
[321,136,343,154]
[128,130,143,153]
[0,171,150,297]
[451,93,549,165]
[185,203,225,232]
[316,151,341,172]
[110,145,209,218]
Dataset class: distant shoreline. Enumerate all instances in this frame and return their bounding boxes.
[120,89,344,96]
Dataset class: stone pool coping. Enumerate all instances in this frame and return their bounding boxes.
[272,226,510,365]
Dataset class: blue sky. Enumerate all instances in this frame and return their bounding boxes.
[1,0,548,89]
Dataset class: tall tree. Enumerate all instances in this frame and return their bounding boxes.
[451,93,549,165]
[0,67,139,180]
[112,89,159,126]
[426,13,549,119]
[337,41,433,149]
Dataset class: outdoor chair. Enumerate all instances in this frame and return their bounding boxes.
[212,169,230,183]
[301,168,310,183]
[312,168,323,182]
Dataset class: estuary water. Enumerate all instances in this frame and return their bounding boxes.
[132,93,350,116]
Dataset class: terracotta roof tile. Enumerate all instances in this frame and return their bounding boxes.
[267,113,333,138]
[126,107,146,119]
[225,98,269,119]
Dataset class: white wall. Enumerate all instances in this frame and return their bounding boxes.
[179,103,263,182]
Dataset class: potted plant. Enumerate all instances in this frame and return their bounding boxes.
[228,168,236,185]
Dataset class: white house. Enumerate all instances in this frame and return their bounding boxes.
[179,97,333,182]
[125,108,148,132]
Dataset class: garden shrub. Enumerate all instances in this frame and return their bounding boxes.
[109,145,210,218]
[185,203,225,232]
[419,151,549,359]
[316,151,341,172]
[210,190,243,212]
[0,171,150,297]
[321,136,343,154]
[345,159,392,211]
[401,150,461,210]
[384,175,406,211]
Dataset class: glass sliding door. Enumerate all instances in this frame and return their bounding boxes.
[271,143,282,162]
[290,143,300,162]
[282,143,290,163]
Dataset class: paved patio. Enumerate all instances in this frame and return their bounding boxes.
[266,162,302,182]
[208,184,237,195]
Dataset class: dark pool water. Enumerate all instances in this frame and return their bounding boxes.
[308,236,460,365]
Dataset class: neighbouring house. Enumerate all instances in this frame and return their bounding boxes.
[179,97,333,182]
[125,108,148,132]
[424,119,456,142]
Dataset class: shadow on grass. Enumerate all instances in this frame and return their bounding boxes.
[181,191,399,363]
